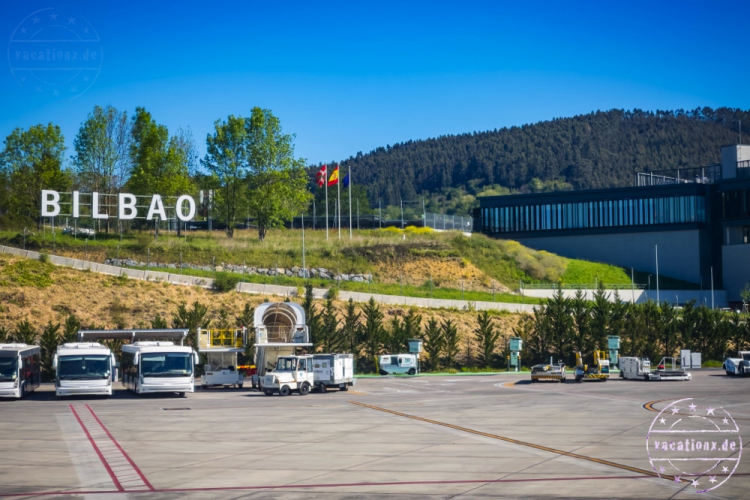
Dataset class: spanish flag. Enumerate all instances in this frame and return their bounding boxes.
[327,166,339,187]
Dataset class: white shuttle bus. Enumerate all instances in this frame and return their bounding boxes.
[54,343,116,397]
[121,342,198,397]
[0,344,41,399]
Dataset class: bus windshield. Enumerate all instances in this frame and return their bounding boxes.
[58,355,111,380]
[0,357,18,382]
[141,352,193,377]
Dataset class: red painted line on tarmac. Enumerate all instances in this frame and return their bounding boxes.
[68,405,123,492]
[0,474,652,497]
[85,404,155,490]
[4,474,750,497]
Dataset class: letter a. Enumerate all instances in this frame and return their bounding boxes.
[146,195,167,221]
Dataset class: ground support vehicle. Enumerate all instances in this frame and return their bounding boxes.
[649,357,692,381]
[724,351,750,376]
[0,344,41,398]
[378,354,418,375]
[252,302,312,390]
[54,343,116,397]
[262,355,314,396]
[197,328,247,389]
[530,361,566,382]
[312,353,356,392]
[619,357,652,380]
[121,342,199,396]
[574,350,610,382]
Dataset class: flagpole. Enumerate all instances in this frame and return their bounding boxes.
[325,165,329,241]
[337,165,341,240]
[348,165,352,239]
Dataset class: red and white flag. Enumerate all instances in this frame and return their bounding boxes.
[316,164,327,187]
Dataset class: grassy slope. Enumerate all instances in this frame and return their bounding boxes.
[0,256,521,369]
[1,226,686,297]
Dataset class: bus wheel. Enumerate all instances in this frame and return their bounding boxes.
[408,368,416,375]
[279,385,291,397]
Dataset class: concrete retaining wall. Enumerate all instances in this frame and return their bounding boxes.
[0,245,538,312]
[522,288,728,307]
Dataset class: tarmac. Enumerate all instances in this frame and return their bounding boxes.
[0,369,748,499]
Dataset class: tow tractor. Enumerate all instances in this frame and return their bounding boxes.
[724,351,750,376]
[531,361,566,382]
[574,350,609,382]
[262,355,314,396]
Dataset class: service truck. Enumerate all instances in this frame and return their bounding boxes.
[262,355,314,396]
[312,353,355,392]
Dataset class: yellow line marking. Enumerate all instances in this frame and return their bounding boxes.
[348,401,683,483]
[347,390,368,396]
[502,381,518,387]
[643,399,670,413]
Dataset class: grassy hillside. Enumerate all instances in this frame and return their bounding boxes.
[1,227,636,294]
[0,256,521,369]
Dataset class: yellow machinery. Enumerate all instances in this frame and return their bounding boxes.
[574,350,610,382]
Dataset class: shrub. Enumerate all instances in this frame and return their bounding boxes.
[38,253,49,263]
[327,286,339,301]
[212,272,241,293]
[404,226,433,235]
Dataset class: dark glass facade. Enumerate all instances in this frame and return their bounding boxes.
[480,195,705,234]
[720,187,750,219]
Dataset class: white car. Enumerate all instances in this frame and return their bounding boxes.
[724,351,750,376]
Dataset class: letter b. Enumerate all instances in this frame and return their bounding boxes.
[119,193,137,220]
[41,190,61,217]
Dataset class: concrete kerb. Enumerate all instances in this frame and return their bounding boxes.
[167,273,199,287]
[94,263,122,276]
[1,246,28,258]
[144,270,170,282]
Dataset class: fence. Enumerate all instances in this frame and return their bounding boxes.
[424,213,473,232]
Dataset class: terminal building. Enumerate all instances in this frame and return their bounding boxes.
[473,145,750,302]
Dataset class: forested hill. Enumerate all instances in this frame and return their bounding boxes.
[329,108,749,206]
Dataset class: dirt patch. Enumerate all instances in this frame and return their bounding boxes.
[374,257,510,293]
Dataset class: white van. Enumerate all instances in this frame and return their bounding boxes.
[378,354,418,375]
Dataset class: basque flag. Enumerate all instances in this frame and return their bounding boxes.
[316,164,327,187]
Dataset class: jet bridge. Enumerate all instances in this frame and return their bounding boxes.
[253,302,311,389]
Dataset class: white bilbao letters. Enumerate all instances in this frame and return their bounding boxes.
[39,190,197,221]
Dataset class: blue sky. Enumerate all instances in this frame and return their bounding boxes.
[1,0,749,166]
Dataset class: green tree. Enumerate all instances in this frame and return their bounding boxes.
[202,115,248,238]
[422,317,444,371]
[475,311,501,368]
[14,319,38,344]
[246,107,310,241]
[128,108,192,236]
[39,321,61,381]
[570,289,591,353]
[72,105,132,232]
[0,124,69,228]
[590,285,611,349]
[358,298,386,373]
[235,303,255,329]
[441,319,460,369]
[302,284,323,350]
[150,315,168,329]
[172,300,211,348]
[341,298,361,355]
[320,299,343,353]
[62,314,82,343]
[0,326,8,343]
[545,288,574,364]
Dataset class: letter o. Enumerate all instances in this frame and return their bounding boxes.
[175,195,196,222]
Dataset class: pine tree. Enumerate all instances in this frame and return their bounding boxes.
[475,311,501,368]
[441,319,460,369]
[39,321,60,381]
[341,299,361,356]
[422,317,444,371]
[358,298,386,373]
[62,314,82,343]
[320,299,343,353]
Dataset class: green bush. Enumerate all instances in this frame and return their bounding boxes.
[39,253,49,263]
[212,272,240,293]
[703,360,724,368]
[327,286,339,300]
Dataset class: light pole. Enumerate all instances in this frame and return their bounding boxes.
[655,244,660,304]
[302,213,306,279]
[711,266,715,309]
